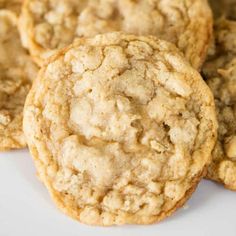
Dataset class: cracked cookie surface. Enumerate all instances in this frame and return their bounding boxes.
[24,33,217,225]
[19,0,212,68]
[0,10,38,151]
[203,18,236,190]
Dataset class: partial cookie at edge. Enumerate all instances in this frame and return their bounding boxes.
[19,0,212,69]
[0,10,38,151]
[203,18,236,190]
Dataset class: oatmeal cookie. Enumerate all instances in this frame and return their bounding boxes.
[0,10,38,151]
[19,0,212,68]
[203,18,236,191]
[24,33,217,225]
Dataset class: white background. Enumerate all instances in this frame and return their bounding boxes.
[0,149,236,236]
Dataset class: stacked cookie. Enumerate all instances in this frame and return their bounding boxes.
[0,0,235,226]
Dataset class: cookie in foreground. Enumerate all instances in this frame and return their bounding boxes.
[0,9,38,151]
[19,0,212,69]
[24,33,217,225]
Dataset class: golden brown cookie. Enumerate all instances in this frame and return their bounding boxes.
[24,33,217,225]
[203,18,236,191]
[0,10,38,151]
[19,0,213,69]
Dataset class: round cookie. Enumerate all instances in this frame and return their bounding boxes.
[19,0,213,69]
[0,10,38,151]
[203,18,236,190]
[24,33,217,225]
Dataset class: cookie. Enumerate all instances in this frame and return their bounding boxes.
[203,18,236,191]
[0,10,38,151]
[24,33,217,225]
[19,0,213,69]
[0,0,22,15]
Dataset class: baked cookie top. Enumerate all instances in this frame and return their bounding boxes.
[0,0,22,15]
[0,10,38,151]
[203,18,236,190]
[24,33,217,225]
[19,0,212,68]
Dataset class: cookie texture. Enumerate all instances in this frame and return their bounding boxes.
[0,10,38,151]
[24,33,217,225]
[19,0,212,69]
[203,18,236,190]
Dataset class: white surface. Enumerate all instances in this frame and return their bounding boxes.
[0,149,235,236]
